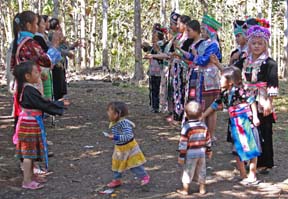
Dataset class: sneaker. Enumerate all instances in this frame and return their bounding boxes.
[107,179,122,188]
[140,175,150,186]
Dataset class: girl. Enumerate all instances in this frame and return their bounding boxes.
[230,20,249,65]
[144,28,175,114]
[11,10,62,128]
[235,21,278,174]
[13,61,68,190]
[143,23,166,113]
[105,101,150,188]
[34,14,52,100]
[177,14,222,142]
[202,67,261,184]
[49,17,80,100]
[170,15,193,122]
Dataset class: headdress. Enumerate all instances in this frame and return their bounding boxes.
[247,25,271,41]
[153,23,168,35]
[233,20,248,36]
[202,14,222,32]
[170,11,180,24]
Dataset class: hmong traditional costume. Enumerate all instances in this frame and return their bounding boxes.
[236,56,278,167]
[110,119,146,173]
[14,84,64,168]
[184,15,222,110]
[235,23,278,168]
[211,86,261,161]
[184,39,221,110]
[159,39,174,112]
[171,33,193,119]
[11,31,62,118]
[34,33,53,99]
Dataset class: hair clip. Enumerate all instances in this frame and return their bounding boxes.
[15,17,20,24]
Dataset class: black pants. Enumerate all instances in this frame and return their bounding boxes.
[257,113,274,168]
[149,76,161,111]
[52,66,67,100]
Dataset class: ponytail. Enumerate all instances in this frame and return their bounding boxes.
[12,13,21,55]
[13,61,34,102]
[11,10,36,55]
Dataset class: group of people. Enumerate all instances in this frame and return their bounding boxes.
[7,9,279,195]
[144,12,278,195]
[9,10,79,190]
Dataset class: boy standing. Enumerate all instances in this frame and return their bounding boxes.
[177,101,212,195]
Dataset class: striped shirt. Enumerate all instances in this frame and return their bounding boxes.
[178,120,211,159]
[110,119,135,145]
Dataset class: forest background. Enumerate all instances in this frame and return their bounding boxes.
[0,0,287,81]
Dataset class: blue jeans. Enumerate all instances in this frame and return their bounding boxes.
[113,165,147,179]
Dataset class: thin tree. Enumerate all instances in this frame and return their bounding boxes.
[80,0,86,70]
[160,0,166,26]
[133,0,144,81]
[53,0,59,18]
[89,0,98,68]
[102,0,109,70]
[283,0,288,78]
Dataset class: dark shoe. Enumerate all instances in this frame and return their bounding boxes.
[48,152,54,157]
[258,168,269,175]
[151,109,159,113]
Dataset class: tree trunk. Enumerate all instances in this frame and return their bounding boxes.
[102,0,109,70]
[18,0,23,12]
[80,0,86,70]
[268,0,272,47]
[53,0,59,18]
[171,0,179,12]
[283,0,288,78]
[133,0,144,81]
[89,0,98,68]
[160,0,166,26]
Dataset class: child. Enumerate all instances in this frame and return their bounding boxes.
[177,101,212,195]
[13,61,68,190]
[105,101,150,188]
[202,67,261,185]
[143,23,166,113]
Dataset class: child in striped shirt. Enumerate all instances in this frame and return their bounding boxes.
[105,101,150,188]
[177,101,212,195]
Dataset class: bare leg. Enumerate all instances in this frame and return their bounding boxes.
[206,112,217,139]
[177,183,189,195]
[199,183,206,195]
[23,159,33,185]
[236,156,247,179]
[248,158,257,180]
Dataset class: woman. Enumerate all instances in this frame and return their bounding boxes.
[170,15,193,122]
[235,21,278,174]
[177,14,222,142]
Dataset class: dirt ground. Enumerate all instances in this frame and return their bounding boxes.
[1,76,288,199]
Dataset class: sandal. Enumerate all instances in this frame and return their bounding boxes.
[22,181,44,190]
[107,179,122,188]
[140,175,150,186]
[239,178,260,186]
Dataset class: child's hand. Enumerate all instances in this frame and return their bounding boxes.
[58,98,70,106]
[178,157,185,165]
[108,134,114,140]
